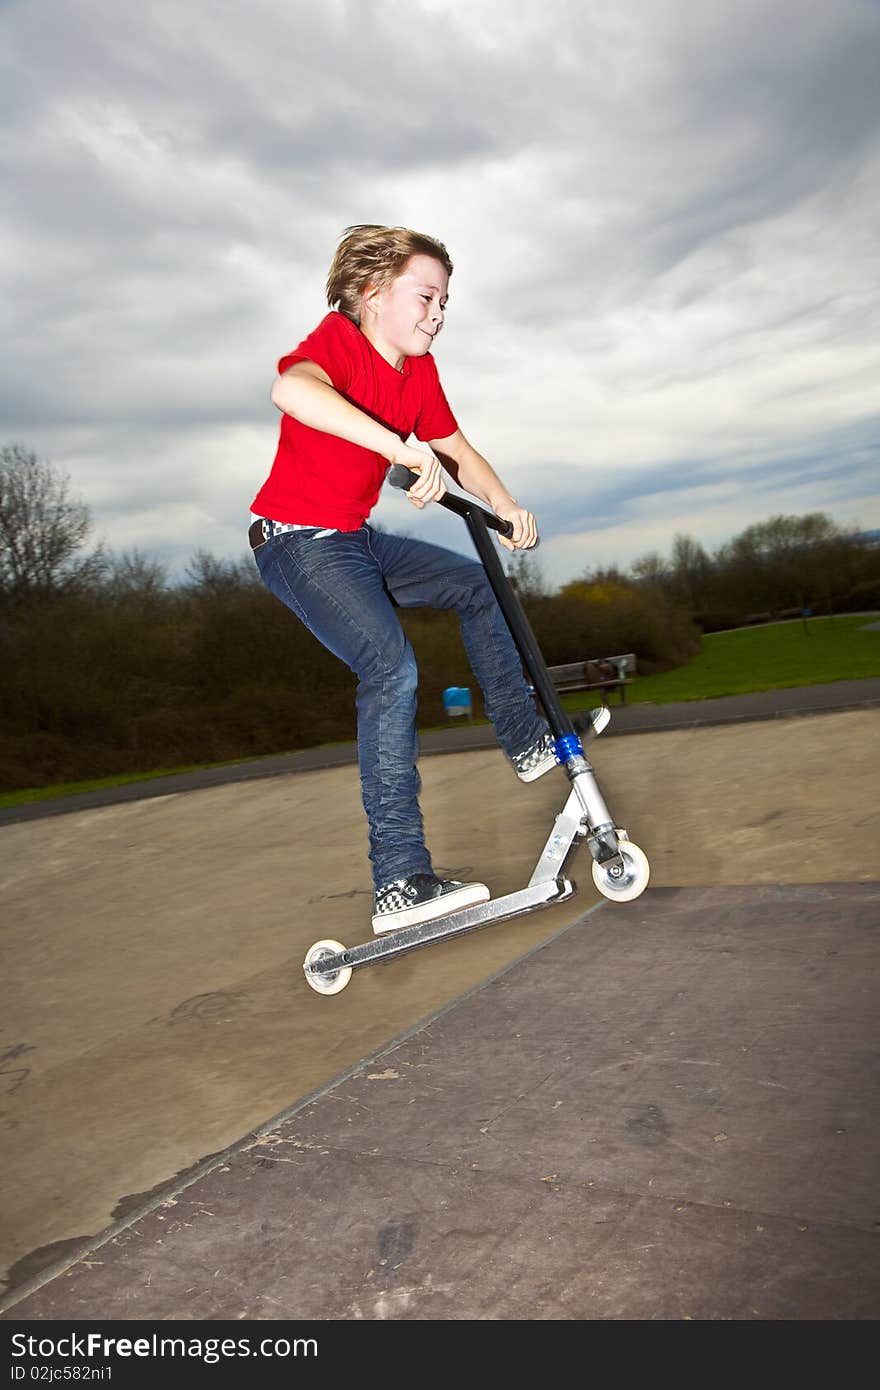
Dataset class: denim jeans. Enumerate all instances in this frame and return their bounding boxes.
[255,524,547,889]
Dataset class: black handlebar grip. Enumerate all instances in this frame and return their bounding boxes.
[387,464,515,539]
[387,463,422,491]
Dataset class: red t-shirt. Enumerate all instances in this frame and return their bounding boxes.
[250,312,458,530]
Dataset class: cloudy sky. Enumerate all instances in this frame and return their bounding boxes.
[3,0,879,588]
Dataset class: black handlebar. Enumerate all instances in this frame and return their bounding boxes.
[387,464,515,539]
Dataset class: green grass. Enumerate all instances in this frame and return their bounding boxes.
[0,759,252,809]
[2,614,877,810]
[566,613,880,709]
[0,737,363,811]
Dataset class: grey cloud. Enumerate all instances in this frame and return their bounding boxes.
[2,0,879,586]
[465,3,880,322]
[3,1,526,187]
[531,415,880,542]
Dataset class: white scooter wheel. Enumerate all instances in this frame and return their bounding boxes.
[303,939,352,995]
[591,840,650,903]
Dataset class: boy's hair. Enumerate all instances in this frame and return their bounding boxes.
[326,224,453,322]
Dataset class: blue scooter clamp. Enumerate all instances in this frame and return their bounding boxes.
[552,733,583,764]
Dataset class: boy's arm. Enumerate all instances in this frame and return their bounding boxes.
[271,362,447,509]
[428,428,538,551]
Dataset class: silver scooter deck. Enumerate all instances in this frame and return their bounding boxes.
[308,876,576,981]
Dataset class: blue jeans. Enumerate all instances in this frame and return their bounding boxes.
[255,524,547,889]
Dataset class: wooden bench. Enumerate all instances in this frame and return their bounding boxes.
[546,653,637,704]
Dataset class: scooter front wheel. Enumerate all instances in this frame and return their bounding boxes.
[592,840,650,903]
[303,939,352,995]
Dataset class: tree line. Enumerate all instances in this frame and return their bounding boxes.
[2,444,877,791]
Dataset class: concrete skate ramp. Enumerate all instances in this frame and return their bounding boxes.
[1,703,878,1319]
[3,881,878,1321]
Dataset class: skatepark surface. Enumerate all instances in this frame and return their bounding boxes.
[1,685,878,1320]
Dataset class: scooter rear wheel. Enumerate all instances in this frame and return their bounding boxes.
[303,939,352,995]
[591,840,650,903]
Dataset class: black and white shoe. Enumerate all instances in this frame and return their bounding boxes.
[512,708,611,782]
[512,731,558,782]
[372,873,490,935]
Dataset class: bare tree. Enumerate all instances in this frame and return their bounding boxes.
[506,549,548,598]
[105,549,169,600]
[631,551,668,585]
[0,443,105,596]
[669,533,711,607]
[184,548,260,594]
[716,513,842,611]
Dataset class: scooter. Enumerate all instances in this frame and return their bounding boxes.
[303,466,649,994]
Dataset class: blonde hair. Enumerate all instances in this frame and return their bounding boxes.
[326,224,453,322]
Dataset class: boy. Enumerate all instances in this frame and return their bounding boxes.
[250,224,557,934]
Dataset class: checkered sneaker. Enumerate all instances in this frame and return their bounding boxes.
[513,708,610,782]
[511,732,558,782]
[372,873,490,934]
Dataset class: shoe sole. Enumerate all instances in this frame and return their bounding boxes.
[372,882,491,934]
[516,755,557,783]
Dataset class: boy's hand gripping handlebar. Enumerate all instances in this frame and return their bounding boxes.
[387,463,514,539]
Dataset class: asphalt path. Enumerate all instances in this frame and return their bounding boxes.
[3,677,878,827]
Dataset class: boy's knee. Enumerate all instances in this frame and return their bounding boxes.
[362,636,418,691]
[394,642,419,692]
[463,563,495,610]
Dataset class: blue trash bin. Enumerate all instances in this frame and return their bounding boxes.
[442,686,472,719]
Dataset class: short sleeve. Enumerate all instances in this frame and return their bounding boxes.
[277,313,356,393]
[413,357,458,442]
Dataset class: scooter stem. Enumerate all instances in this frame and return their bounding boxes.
[387,464,576,743]
[460,509,576,744]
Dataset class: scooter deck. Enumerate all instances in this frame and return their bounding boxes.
[305,876,576,984]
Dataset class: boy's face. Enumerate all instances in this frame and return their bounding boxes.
[365,254,449,363]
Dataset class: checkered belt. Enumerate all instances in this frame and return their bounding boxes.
[248,518,332,549]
